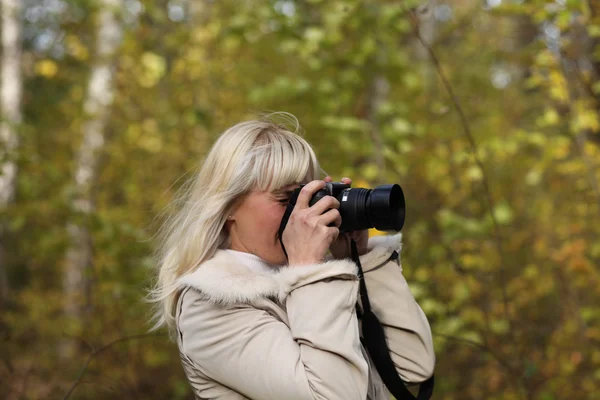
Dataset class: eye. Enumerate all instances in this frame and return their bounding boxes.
[274,189,293,204]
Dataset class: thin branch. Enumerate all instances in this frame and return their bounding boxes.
[431,7,480,48]
[61,332,96,353]
[16,364,33,400]
[1,353,14,374]
[571,60,597,100]
[558,53,600,208]
[434,332,520,381]
[404,5,511,324]
[63,333,166,400]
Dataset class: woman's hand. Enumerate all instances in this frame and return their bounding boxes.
[282,180,342,266]
[326,176,369,259]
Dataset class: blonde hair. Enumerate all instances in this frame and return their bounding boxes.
[149,113,321,332]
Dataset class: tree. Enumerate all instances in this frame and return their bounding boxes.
[62,0,124,357]
[2,1,599,398]
[0,0,22,305]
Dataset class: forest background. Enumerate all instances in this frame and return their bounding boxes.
[1,0,599,399]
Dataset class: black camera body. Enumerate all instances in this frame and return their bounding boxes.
[278,182,405,238]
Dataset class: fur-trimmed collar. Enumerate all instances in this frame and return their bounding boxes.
[179,233,402,305]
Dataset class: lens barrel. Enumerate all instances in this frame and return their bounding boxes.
[338,184,405,232]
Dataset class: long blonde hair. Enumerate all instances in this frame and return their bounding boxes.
[149,113,321,332]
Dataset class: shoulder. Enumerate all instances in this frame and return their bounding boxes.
[177,286,260,331]
[360,233,403,272]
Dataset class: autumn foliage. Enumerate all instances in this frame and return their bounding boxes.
[1,1,599,399]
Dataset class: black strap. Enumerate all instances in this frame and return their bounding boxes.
[351,240,435,400]
[278,191,300,261]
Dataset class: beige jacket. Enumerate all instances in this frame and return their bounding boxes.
[175,234,435,400]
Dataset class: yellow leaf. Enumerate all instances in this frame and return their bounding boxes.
[572,107,600,132]
[543,108,559,126]
[65,35,89,61]
[552,143,570,160]
[466,165,483,181]
[548,71,569,103]
[139,52,166,88]
[35,60,58,78]
[526,168,542,185]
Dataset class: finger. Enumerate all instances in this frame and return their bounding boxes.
[341,177,352,184]
[327,226,340,242]
[324,176,333,182]
[295,180,325,209]
[309,195,340,216]
[319,208,341,227]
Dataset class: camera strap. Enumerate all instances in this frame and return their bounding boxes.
[351,239,435,400]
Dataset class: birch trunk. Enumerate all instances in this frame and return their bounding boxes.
[414,1,437,91]
[62,0,123,354]
[367,75,389,181]
[0,0,22,305]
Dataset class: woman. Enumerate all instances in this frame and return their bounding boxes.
[151,114,435,400]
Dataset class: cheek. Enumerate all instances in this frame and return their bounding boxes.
[252,205,285,243]
[267,205,286,229]
[242,204,284,237]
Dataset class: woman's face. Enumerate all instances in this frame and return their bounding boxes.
[227,184,299,265]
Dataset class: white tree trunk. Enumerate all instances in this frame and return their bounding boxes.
[367,75,389,180]
[0,0,22,303]
[62,0,123,351]
[414,1,437,91]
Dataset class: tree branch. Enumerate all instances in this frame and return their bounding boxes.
[404,4,511,324]
[63,333,166,400]
[434,332,523,389]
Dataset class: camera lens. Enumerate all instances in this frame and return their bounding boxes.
[338,184,405,232]
[368,184,405,231]
[338,188,369,232]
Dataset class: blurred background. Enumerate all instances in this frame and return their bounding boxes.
[1,0,599,399]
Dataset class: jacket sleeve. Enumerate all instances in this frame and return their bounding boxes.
[177,260,369,400]
[359,234,435,384]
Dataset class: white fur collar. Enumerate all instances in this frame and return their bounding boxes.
[178,233,402,305]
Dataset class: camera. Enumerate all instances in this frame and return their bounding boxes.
[278,182,406,236]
